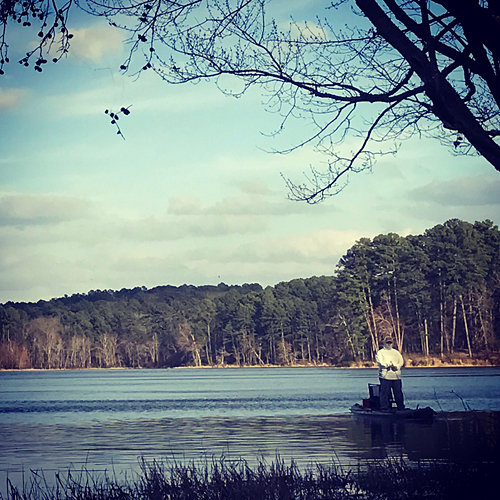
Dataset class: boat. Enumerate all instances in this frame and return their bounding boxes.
[350,403,436,420]
[350,383,435,420]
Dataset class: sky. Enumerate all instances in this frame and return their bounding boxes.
[1,1,500,304]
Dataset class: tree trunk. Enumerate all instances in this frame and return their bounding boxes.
[356,0,500,171]
[394,281,404,352]
[190,334,202,367]
[315,331,320,363]
[460,295,473,358]
[477,292,490,352]
[440,296,445,357]
[451,299,457,353]
[365,286,378,358]
[206,323,213,365]
[340,314,358,359]
[306,335,312,363]
[424,318,430,357]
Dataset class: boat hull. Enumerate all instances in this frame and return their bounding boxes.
[350,404,435,420]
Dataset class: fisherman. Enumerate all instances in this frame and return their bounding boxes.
[375,336,405,411]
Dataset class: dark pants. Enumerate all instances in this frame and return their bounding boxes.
[379,378,404,410]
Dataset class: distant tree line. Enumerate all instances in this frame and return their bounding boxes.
[1,219,499,370]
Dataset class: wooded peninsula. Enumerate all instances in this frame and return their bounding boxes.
[1,219,499,370]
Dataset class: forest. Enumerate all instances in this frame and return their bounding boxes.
[1,219,499,370]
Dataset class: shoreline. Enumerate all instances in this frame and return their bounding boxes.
[1,355,499,372]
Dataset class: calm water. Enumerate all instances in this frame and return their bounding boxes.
[0,367,499,494]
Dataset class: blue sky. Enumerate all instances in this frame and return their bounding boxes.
[1,2,499,303]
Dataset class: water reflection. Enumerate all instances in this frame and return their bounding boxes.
[1,411,498,495]
[349,411,500,462]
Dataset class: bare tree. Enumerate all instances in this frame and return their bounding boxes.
[95,332,119,367]
[0,340,31,369]
[66,334,92,368]
[2,1,499,201]
[26,316,64,368]
[177,320,203,366]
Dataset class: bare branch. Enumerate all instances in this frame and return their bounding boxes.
[284,101,399,203]
[2,0,499,198]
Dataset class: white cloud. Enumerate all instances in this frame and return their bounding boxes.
[68,26,125,62]
[115,213,267,241]
[168,196,203,215]
[235,178,272,195]
[167,182,335,217]
[134,80,231,114]
[0,193,91,226]
[39,67,241,122]
[0,88,28,110]
[187,228,360,265]
[409,175,500,207]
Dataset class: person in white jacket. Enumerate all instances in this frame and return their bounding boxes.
[375,336,405,411]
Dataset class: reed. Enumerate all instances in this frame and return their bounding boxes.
[3,456,497,500]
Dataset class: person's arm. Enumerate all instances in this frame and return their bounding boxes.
[398,352,404,369]
[392,352,404,370]
[375,350,385,368]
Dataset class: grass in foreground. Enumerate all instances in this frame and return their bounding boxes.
[3,456,498,500]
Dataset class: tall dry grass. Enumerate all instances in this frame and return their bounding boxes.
[3,456,497,500]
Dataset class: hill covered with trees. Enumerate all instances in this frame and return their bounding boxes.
[1,219,499,370]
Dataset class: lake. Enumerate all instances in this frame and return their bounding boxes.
[0,367,499,494]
